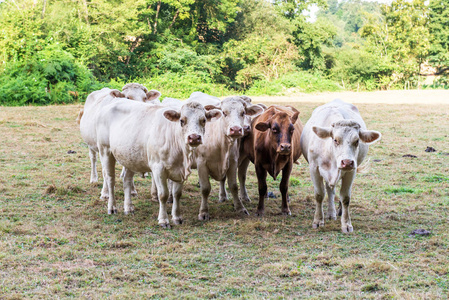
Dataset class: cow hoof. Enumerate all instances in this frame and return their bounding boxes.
[108,208,118,215]
[240,196,251,203]
[100,194,109,200]
[131,190,138,197]
[218,196,228,203]
[150,196,159,203]
[90,179,98,184]
[327,215,337,220]
[198,212,210,221]
[282,210,291,216]
[342,225,353,233]
[255,210,264,217]
[239,208,249,216]
[124,207,135,215]
[173,218,183,225]
[159,222,171,229]
[312,221,324,228]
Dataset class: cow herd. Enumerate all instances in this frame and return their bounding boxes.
[77,83,381,233]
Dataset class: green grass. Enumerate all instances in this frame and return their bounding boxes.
[0,101,448,298]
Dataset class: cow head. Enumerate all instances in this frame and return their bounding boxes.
[163,101,222,148]
[255,107,300,155]
[110,90,126,98]
[312,120,381,170]
[218,96,264,140]
[122,83,161,103]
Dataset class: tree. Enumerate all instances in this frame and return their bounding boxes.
[428,0,449,74]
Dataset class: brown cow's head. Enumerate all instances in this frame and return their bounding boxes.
[255,107,300,155]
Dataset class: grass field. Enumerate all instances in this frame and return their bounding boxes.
[1,98,448,298]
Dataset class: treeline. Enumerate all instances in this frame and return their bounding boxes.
[0,0,448,105]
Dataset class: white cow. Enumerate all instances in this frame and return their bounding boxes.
[121,83,161,104]
[79,85,161,198]
[95,100,222,227]
[192,96,264,220]
[300,99,381,233]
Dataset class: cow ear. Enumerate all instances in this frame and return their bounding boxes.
[163,110,181,122]
[110,90,125,98]
[312,126,332,139]
[204,105,220,111]
[205,109,222,121]
[255,122,270,132]
[146,90,161,102]
[245,104,263,117]
[360,129,381,145]
[291,111,300,124]
[256,103,268,110]
[239,95,252,103]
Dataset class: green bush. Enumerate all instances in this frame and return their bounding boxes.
[0,44,99,106]
[246,71,342,96]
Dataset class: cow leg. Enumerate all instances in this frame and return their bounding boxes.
[310,166,325,228]
[152,168,170,228]
[280,162,292,216]
[150,172,158,202]
[198,163,211,221]
[99,150,117,214]
[238,157,251,202]
[100,166,109,200]
[340,171,356,233]
[227,164,248,215]
[89,148,98,183]
[255,165,268,216]
[167,179,174,204]
[122,168,135,215]
[326,183,337,220]
[218,177,228,203]
[121,167,137,197]
[171,181,184,225]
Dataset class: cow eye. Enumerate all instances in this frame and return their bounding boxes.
[334,139,339,145]
[180,119,186,127]
[223,112,228,117]
[240,111,245,117]
[272,128,278,134]
[200,118,206,126]
[354,140,359,147]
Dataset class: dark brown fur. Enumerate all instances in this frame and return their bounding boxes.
[241,105,303,216]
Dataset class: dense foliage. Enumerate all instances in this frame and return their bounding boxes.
[0,0,448,105]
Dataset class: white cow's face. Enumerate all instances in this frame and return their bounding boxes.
[122,84,161,103]
[164,102,222,148]
[220,97,263,139]
[313,120,381,170]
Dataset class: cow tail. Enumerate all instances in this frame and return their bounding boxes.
[76,109,84,125]
[357,158,371,174]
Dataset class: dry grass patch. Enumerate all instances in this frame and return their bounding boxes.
[0,100,448,298]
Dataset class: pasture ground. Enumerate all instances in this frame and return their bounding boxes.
[1,90,449,298]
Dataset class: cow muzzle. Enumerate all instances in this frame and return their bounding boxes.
[277,143,291,155]
[243,125,251,136]
[187,134,202,147]
[340,159,355,170]
[229,126,243,137]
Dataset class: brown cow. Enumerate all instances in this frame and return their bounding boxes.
[239,105,303,216]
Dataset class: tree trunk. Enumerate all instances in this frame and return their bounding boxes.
[82,0,89,24]
[153,1,161,34]
[168,10,179,29]
[41,0,47,18]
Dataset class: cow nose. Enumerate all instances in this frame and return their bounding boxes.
[341,159,355,169]
[229,126,243,137]
[243,125,251,135]
[188,134,202,146]
[279,143,291,154]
